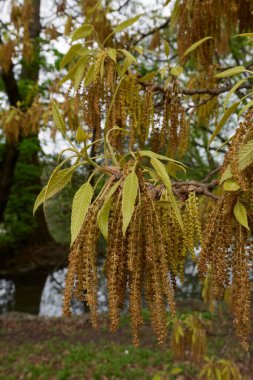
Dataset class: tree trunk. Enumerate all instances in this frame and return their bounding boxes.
[0,0,52,246]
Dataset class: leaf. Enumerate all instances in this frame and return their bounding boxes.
[238,99,253,117]
[139,150,186,166]
[151,157,172,192]
[233,199,249,230]
[97,198,113,240]
[170,66,183,76]
[76,126,91,143]
[71,182,93,245]
[33,167,74,214]
[122,171,139,236]
[33,186,47,215]
[208,101,240,147]
[52,100,66,136]
[223,78,248,109]
[77,48,93,57]
[234,33,253,38]
[238,139,253,170]
[74,63,86,91]
[223,179,240,191]
[182,36,213,58]
[119,49,137,63]
[84,64,95,87]
[71,24,93,42]
[215,66,246,78]
[114,14,143,33]
[97,180,121,240]
[220,165,232,183]
[163,39,170,57]
[150,158,183,229]
[134,46,143,55]
[139,71,156,82]
[122,56,134,75]
[166,161,186,177]
[60,44,82,69]
[108,48,117,63]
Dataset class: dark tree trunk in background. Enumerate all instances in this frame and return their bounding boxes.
[0,0,52,247]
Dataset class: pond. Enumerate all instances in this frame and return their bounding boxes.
[0,261,200,316]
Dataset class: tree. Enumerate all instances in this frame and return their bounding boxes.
[4,0,253,349]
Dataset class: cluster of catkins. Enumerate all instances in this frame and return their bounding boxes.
[66,54,188,157]
[63,169,202,345]
[175,0,253,66]
[198,115,253,350]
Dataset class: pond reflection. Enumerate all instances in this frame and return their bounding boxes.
[0,262,109,316]
[0,278,15,313]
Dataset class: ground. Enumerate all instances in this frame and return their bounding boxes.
[0,310,252,380]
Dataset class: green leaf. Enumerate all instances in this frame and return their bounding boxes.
[150,158,184,230]
[52,100,66,136]
[122,171,139,236]
[76,126,91,143]
[60,44,82,69]
[97,180,121,240]
[233,33,253,38]
[151,157,172,192]
[139,150,186,166]
[114,14,143,33]
[84,64,95,87]
[224,78,248,109]
[33,167,74,214]
[71,24,93,42]
[77,48,93,57]
[97,198,113,241]
[223,179,240,191]
[170,66,183,76]
[220,165,232,183]
[166,161,186,177]
[238,98,253,117]
[122,56,134,75]
[208,101,240,147]
[215,66,246,78]
[108,48,117,63]
[74,63,86,91]
[238,139,253,170]
[33,186,47,215]
[163,39,170,57]
[134,46,143,55]
[139,71,156,82]
[233,199,249,230]
[119,49,137,63]
[71,181,93,245]
[182,36,213,58]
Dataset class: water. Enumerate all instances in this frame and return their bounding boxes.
[0,265,108,316]
[0,261,200,316]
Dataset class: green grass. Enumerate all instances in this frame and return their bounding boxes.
[0,340,173,380]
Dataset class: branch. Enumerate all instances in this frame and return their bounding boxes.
[172,179,219,201]
[150,83,253,96]
[133,18,170,45]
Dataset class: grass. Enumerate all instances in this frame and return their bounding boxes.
[0,309,251,380]
[0,339,173,380]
